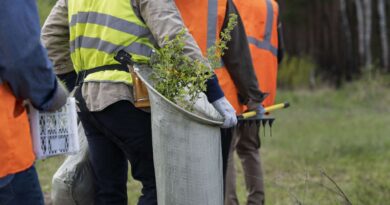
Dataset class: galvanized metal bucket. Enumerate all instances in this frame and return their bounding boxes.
[136,65,224,205]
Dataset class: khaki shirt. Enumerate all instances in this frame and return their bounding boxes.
[41,0,208,111]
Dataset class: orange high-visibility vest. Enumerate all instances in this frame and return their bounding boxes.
[174,0,244,114]
[234,0,279,107]
[0,83,35,178]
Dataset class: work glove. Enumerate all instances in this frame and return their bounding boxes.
[246,99,266,118]
[212,97,237,128]
[45,79,69,112]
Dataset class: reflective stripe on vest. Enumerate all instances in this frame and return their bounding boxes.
[247,0,278,56]
[0,83,35,178]
[234,0,279,107]
[68,0,157,84]
[175,0,225,53]
[175,0,243,113]
[207,0,218,49]
[207,0,225,66]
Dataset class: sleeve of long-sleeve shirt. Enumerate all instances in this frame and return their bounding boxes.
[134,0,224,102]
[221,0,266,104]
[134,0,207,63]
[0,0,59,110]
[277,20,285,64]
[41,0,74,75]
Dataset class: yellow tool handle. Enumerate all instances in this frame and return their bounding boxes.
[265,102,290,112]
[240,102,290,119]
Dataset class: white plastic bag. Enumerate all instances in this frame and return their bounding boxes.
[51,124,94,205]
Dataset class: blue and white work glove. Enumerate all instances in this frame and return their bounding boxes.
[212,97,238,128]
[43,79,69,112]
[247,99,266,118]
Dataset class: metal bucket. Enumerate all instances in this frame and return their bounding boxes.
[136,66,224,205]
[51,124,94,205]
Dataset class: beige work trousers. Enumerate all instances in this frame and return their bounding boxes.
[225,124,265,205]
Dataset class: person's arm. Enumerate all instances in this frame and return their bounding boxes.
[134,0,236,127]
[0,0,67,111]
[41,0,74,76]
[277,20,284,64]
[134,0,206,63]
[221,0,267,105]
[134,0,224,102]
[41,0,77,91]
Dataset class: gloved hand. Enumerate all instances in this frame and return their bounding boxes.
[45,79,69,112]
[247,99,265,118]
[212,97,237,128]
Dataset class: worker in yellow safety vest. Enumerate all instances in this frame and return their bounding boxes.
[0,0,68,204]
[41,0,238,204]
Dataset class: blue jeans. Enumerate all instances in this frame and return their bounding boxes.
[76,88,157,205]
[0,166,44,205]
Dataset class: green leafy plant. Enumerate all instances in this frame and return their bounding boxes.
[207,14,238,69]
[150,14,237,110]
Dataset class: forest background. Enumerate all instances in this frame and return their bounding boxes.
[36,0,390,204]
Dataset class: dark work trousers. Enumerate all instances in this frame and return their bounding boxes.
[0,166,44,205]
[226,124,265,205]
[75,87,157,205]
[221,128,234,197]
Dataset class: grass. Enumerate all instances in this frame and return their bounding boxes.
[277,55,317,89]
[36,0,56,26]
[34,1,390,204]
[36,75,390,204]
[244,74,390,205]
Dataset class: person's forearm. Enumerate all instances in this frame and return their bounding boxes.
[41,0,73,75]
[222,0,265,104]
[0,0,58,110]
[277,21,285,64]
[135,0,208,64]
[135,0,224,102]
[205,75,224,103]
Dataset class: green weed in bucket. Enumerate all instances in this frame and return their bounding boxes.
[150,14,238,111]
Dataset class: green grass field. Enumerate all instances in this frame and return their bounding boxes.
[29,1,390,204]
[36,75,390,205]
[256,77,390,205]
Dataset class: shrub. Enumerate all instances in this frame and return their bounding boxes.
[150,14,238,110]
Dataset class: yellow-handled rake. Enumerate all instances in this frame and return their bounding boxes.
[236,102,290,137]
[238,102,290,120]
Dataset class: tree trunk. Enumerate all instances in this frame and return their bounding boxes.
[378,0,389,71]
[339,0,354,80]
[363,0,373,70]
[355,0,365,68]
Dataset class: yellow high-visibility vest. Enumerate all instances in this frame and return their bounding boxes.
[68,0,158,84]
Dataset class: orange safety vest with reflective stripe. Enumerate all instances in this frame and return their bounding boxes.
[0,83,35,178]
[234,0,279,107]
[174,0,245,114]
